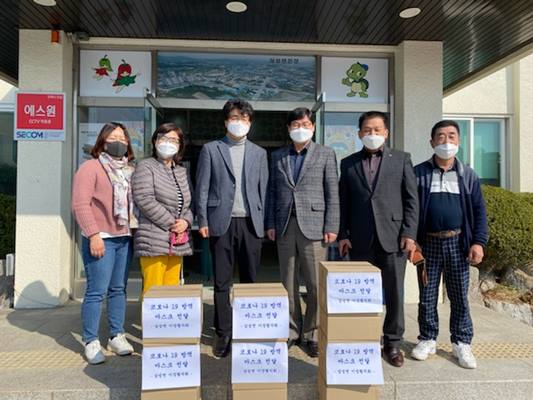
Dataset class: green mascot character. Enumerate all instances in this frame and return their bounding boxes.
[341,62,369,98]
[93,54,113,80]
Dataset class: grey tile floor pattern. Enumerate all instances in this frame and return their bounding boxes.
[0,298,532,400]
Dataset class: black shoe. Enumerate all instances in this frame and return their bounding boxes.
[306,341,319,358]
[213,335,231,358]
[287,338,300,349]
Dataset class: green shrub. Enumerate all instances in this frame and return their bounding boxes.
[481,185,533,273]
[519,192,533,208]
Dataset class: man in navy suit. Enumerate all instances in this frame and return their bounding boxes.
[196,99,268,358]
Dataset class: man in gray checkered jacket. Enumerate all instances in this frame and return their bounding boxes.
[412,120,489,369]
[265,107,340,358]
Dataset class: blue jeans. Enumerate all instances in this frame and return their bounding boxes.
[81,236,132,344]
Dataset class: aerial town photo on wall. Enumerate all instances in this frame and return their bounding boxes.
[157,52,316,101]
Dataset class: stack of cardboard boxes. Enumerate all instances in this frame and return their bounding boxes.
[141,285,203,400]
[318,262,384,400]
[231,283,290,400]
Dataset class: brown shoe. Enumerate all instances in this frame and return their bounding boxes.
[384,347,404,367]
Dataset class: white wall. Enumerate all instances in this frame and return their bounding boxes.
[515,53,533,192]
[443,52,533,192]
[395,41,443,165]
[443,67,512,116]
[0,80,16,107]
[14,30,73,308]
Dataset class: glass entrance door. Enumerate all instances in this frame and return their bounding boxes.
[74,106,148,300]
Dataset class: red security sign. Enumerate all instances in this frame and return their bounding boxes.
[14,92,66,141]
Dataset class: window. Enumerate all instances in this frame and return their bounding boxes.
[448,117,506,187]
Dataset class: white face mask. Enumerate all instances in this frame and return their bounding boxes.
[434,143,458,160]
[289,128,313,144]
[156,142,179,159]
[226,121,250,138]
[362,134,385,150]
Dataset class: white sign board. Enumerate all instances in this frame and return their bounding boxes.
[326,342,384,385]
[321,57,389,103]
[232,341,288,384]
[142,297,202,339]
[142,344,201,390]
[327,272,383,314]
[232,296,289,339]
[80,50,151,97]
[14,92,66,141]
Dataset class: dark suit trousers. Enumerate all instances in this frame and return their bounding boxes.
[350,242,407,349]
[209,217,262,337]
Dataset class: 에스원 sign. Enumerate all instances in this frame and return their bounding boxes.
[14,91,66,141]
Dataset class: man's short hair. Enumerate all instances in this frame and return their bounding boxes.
[431,120,460,139]
[358,111,389,130]
[222,98,254,122]
[286,107,315,126]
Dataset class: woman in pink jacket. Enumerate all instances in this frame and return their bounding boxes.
[72,122,137,364]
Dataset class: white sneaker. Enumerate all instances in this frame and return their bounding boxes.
[85,340,105,364]
[108,333,134,356]
[452,342,477,369]
[411,339,437,360]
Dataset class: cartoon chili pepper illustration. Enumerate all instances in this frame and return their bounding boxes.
[113,59,137,92]
[93,54,113,80]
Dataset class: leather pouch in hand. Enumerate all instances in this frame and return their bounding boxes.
[413,244,428,287]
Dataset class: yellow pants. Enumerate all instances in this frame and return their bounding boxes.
[140,255,183,296]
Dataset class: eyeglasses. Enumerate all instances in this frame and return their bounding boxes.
[228,115,251,123]
[158,136,180,145]
[289,121,314,129]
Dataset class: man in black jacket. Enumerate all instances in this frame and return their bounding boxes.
[339,111,419,367]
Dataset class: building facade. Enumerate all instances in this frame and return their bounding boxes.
[10,31,445,306]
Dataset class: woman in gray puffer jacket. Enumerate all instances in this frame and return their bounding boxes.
[132,122,193,295]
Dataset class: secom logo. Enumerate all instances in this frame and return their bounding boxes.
[16,131,44,139]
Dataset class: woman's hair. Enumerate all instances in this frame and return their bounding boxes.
[151,122,186,164]
[90,121,135,161]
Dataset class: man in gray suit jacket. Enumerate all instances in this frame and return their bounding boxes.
[196,99,268,358]
[338,111,419,367]
[266,107,340,357]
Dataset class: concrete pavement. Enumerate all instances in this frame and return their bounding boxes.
[0,290,532,400]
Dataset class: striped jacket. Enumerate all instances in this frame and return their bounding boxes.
[132,157,193,257]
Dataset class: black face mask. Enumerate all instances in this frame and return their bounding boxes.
[105,141,128,158]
